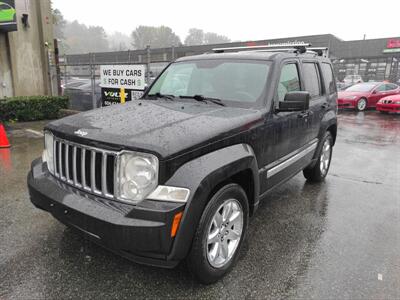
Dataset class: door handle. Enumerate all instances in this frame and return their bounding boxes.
[297,111,310,119]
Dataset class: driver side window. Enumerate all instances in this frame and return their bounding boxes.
[376,84,386,92]
[277,63,301,102]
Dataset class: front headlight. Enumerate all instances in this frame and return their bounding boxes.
[42,131,54,173]
[344,96,357,100]
[116,151,158,203]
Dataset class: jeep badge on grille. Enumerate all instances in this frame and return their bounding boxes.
[74,129,88,137]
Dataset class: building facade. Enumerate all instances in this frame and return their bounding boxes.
[0,0,55,98]
[66,34,400,84]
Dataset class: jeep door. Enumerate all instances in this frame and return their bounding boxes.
[299,60,326,143]
[259,60,310,192]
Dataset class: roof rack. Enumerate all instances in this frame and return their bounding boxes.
[210,43,329,57]
[307,47,329,57]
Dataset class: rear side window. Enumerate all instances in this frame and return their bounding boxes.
[277,63,301,102]
[385,83,398,91]
[321,63,336,94]
[302,62,321,98]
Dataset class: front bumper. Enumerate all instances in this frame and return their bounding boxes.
[376,103,400,113]
[28,158,186,268]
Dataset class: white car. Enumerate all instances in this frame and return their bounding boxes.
[343,75,363,87]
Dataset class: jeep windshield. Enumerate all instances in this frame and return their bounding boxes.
[147,59,271,107]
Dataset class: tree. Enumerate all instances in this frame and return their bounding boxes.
[184,28,204,46]
[131,25,181,49]
[63,21,109,54]
[155,26,181,48]
[108,32,131,51]
[203,32,230,44]
[52,8,66,39]
[184,28,231,45]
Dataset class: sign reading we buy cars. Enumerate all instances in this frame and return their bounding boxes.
[100,65,146,106]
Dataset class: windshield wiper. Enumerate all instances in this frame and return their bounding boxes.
[179,95,225,106]
[147,92,175,100]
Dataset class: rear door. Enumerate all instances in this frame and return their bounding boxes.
[369,83,388,106]
[300,60,325,143]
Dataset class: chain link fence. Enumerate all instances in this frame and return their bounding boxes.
[60,48,171,111]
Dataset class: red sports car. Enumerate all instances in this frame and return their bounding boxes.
[376,94,400,113]
[337,82,400,111]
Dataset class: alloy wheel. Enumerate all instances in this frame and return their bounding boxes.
[206,199,243,268]
[357,99,367,111]
[320,139,331,176]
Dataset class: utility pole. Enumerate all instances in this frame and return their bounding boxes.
[146,45,151,83]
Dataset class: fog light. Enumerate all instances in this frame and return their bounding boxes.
[147,186,190,203]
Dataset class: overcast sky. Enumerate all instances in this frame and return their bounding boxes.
[52,0,399,42]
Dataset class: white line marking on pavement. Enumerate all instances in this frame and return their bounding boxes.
[378,274,383,281]
[25,129,44,137]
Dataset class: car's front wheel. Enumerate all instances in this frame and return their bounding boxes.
[187,183,249,284]
[356,98,367,111]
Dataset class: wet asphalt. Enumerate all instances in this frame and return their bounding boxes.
[0,111,399,299]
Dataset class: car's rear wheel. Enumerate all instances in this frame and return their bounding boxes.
[356,98,367,111]
[187,183,249,284]
[303,132,333,182]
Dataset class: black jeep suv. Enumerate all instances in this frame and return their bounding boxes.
[28,47,337,283]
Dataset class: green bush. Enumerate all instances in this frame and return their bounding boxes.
[0,96,69,122]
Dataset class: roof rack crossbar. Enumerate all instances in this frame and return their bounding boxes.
[212,43,312,53]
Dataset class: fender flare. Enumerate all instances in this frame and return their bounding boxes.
[165,143,259,261]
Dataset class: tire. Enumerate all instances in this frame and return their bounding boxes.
[356,98,367,111]
[186,183,249,284]
[303,132,333,182]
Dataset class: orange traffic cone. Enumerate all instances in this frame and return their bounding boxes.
[0,123,11,148]
[0,148,12,172]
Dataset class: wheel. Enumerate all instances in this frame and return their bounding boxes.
[356,98,367,111]
[303,132,333,182]
[186,183,249,284]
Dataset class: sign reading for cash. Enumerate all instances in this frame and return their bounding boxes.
[100,65,146,106]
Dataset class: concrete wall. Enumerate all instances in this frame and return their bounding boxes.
[0,0,54,97]
[0,33,14,97]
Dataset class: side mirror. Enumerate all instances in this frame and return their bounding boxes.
[372,90,377,94]
[277,91,310,112]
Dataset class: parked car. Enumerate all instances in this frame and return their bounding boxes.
[63,79,102,111]
[61,78,89,95]
[376,94,400,113]
[28,48,338,283]
[343,74,363,86]
[336,81,347,91]
[337,82,400,111]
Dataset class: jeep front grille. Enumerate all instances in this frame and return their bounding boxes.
[52,137,116,199]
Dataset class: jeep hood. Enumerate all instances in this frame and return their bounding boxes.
[46,100,263,159]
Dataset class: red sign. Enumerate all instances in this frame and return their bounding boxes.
[246,41,257,47]
[387,39,400,49]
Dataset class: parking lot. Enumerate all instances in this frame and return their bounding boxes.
[0,111,399,299]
